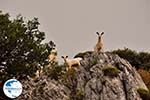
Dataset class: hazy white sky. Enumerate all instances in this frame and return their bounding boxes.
[0,0,150,61]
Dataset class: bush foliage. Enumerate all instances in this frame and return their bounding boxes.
[103,66,120,77]
[43,63,65,80]
[0,11,55,80]
[112,48,150,70]
[74,51,93,58]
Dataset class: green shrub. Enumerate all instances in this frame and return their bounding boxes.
[112,48,140,68]
[137,88,150,100]
[0,11,56,80]
[74,51,93,58]
[44,63,65,80]
[62,68,76,82]
[61,68,78,89]
[141,62,150,71]
[111,48,150,70]
[103,66,120,77]
[91,59,97,66]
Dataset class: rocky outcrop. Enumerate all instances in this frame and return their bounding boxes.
[17,52,148,100]
[17,76,70,100]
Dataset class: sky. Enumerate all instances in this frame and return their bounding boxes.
[0,0,150,62]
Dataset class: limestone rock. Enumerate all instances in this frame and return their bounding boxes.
[17,52,148,100]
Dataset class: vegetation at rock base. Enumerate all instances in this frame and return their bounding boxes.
[62,68,77,86]
[43,63,65,80]
[137,88,150,100]
[102,66,120,77]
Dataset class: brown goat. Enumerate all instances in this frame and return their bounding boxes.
[94,32,104,53]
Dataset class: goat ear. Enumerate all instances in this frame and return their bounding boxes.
[101,32,104,35]
[96,32,99,35]
[61,56,64,58]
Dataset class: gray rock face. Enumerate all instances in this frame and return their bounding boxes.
[17,52,148,100]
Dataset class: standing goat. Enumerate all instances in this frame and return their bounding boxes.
[94,32,104,53]
[61,56,82,71]
[48,49,57,64]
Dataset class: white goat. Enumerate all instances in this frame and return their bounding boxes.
[61,56,82,71]
[94,32,104,53]
[48,49,57,64]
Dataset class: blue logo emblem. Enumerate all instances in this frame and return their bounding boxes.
[3,79,22,99]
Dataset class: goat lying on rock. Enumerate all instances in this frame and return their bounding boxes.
[61,56,82,71]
